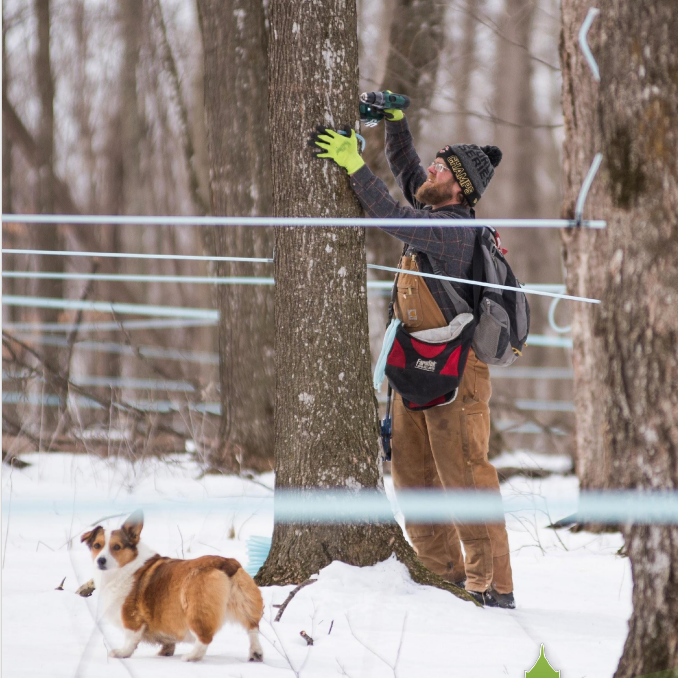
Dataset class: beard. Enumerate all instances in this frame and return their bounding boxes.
[414,179,457,207]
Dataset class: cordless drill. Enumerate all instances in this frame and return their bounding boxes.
[359,91,411,127]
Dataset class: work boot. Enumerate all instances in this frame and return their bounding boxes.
[466,588,515,609]
[484,588,515,609]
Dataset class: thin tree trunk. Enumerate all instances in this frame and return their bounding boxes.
[492,0,539,219]
[114,0,146,400]
[255,0,469,602]
[362,0,445,185]
[197,0,275,472]
[454,0,481,143]
[2,19,12,216]
[31,0,64,435]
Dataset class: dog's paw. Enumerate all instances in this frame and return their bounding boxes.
[158,644,175,657]
[248,651,263,662]
[109,648,132,659]
[181,653,203,663]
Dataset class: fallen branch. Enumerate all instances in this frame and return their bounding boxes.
[274,579,317,622]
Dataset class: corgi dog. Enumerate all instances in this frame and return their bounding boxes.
[81,510,263,663]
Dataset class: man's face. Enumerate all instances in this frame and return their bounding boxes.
[414,159,463,207]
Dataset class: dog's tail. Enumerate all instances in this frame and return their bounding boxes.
[226,566,264,631]
[200,556,264,630]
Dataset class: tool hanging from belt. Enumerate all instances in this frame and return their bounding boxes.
[379,268,402,462]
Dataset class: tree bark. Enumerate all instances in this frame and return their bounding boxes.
[562,0,678,674]
[453,0,481,144]
[560,0,611,493]
[596,3,677,675]
[2,19,12,216]
[362,0,445,188]
[255,0,469,604]
[30,0,65,434]
[490,0,569,445]
[197,0,275,472]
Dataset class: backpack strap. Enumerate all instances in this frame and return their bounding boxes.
[427,256,472,316]
[388,243,409,322]
[426,231,486,320]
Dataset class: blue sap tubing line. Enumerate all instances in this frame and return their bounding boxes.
[2,213,607,229]
[3,490,678,525]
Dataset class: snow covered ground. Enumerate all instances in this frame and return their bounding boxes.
[2,452,631,677]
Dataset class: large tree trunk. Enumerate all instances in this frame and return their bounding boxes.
[560,0,611,493]
[596,3,677,676]
[562,1,678,674]
[255,0,468,598]
[197,0,275,473]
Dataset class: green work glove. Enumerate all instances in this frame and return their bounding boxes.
[311,127,365,175]
[384,90,404,121]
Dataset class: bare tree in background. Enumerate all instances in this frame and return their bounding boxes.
[451,0,481,144]
[487,0,571,431]
[2,15,12,217]
[197,0,275,472]
[362,0,445,184]
[29,0,65,433]
[562,0,678,674]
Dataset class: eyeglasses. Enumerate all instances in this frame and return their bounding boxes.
[429,161,450,174]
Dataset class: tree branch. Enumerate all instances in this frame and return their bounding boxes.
[2,331,187,441]
[274,579,317,622]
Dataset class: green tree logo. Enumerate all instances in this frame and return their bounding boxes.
[526,644,560,677]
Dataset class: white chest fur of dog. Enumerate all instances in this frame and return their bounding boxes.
[82,511,263,663]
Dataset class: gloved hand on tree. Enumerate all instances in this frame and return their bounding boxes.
[310,125,365,175]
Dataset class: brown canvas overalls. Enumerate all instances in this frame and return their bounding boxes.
[391,254,513,594]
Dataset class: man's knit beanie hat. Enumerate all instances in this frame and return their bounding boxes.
[436,144,503,206]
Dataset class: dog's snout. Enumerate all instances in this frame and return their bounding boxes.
[97,556,107,569]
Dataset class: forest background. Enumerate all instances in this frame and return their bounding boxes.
[1,0,571,472]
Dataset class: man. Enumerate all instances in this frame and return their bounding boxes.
[312,105,515,609]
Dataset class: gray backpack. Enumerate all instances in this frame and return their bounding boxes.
[428,228,530,366]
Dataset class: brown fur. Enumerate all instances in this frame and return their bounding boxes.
[120,554,262,646]
[80,525,104,549]
[108,529,139,567]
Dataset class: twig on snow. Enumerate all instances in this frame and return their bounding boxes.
[259,606,300,677]
[274,578,317,622]
[177,525,185,558]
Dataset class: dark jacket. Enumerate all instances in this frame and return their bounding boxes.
[349,118,476,321]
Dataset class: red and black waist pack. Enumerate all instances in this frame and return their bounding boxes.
[385,313,476,410]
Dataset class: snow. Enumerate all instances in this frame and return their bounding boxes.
[2,453,631,677]
[491,449,574,474]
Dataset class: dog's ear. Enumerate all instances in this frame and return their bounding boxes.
[81,525,103,547]
[122,510,144,544]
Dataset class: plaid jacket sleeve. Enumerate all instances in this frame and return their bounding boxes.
[349,162,476,263]
[383,118,427,204]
